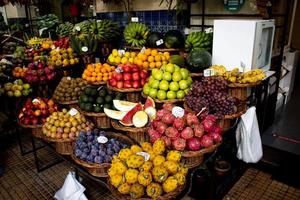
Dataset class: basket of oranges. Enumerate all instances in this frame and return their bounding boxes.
[82,63,115,85]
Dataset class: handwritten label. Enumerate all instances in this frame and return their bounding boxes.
[75,26,81,31]
[156,39,164,46]
[140,47,146,54]
[205,27,213,33]
[97,19,101,23]
[32,98,40,104]
[136,152,150,161]
[131,17,139,22]
[97,136,108,144]
[172,106,185,118]
[81,46,88,52]
[13,80,18,84]
[204,69,213,77]
[68,108,78,116]
[118,49,125,56]
[115,66,123,73]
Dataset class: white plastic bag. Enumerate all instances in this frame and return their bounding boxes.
[236,106,263,163]
[54,171,88,200]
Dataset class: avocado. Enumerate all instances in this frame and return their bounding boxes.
[88,96,95,103]
[105,95,112,103]
[81,95,89,103]
[103,103,111,109]
[96,96,104,104]
[93,105,102,113]
[99,89,107,97]
[79,102,86,109]
[90,88,98,97]
[84,87,93,95]
[84,103,93,112]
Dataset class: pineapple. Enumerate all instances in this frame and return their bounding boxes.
[129,183,145,199]
[130,145,143,154]
[125,169,139,184]
[137,171,152,186]
[166,150,181,162]
[111,155,121,163]
[119,148,133,161]
[146,183,163,198]
[153,155,165,166]
[147,150,155,161]
[163,160,179,175]
[140,161,153,172]
[162,176,178,193]
[118,183,131,194]
[153,139,165,155]
[152,166,168,183]
[141,142,153,152]
[126,154,145,168]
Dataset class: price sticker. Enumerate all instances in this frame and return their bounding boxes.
[172,106,185,118]
[156,39,164,46]
[56,47,60,50]
[140,47,146,54]
[204,27,213,33]
[81,46,88,52]
[115,66,123,73]
[13,80,18,84]
[97,136,108,144]
[29,48,33,52]
[131,17,139,22]
[136,152,150,161]
[118,49,125,56]
[51,45,55,50]
[32,98,40,104]
[203,69,213,77]
[97,19,101,22]
[67,76,71,80]
[75,26,81,31]
[68,108,78,116]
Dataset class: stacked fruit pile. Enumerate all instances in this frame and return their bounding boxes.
[108,63,149,89]
[82,63,115,83]
[18,98,58,126]
[12,66,28,78]
[185,76,238,117]
[143,63,192,100]
[147,103,222,151]
[108,49,170,70]
[104,97,156,128]
[3,79,31,97]
[74,129,128,164]
[109,139,187,198]
[24,61,56,84]
[42,108,94,139]
[78,86,124,113]
[48,48,79,68]
[53,77,87,103]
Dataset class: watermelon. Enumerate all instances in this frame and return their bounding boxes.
[163,30,184,49]
[120,103,143,126]
[144,97,155,109]
[169,55,185,67]
[186,49,212,72]
[147,32,164,48]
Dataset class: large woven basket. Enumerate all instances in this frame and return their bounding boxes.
[42,135,75,155]
[107,178,186,200]
[141,93,184,107]
[54,99,78,109]
[77,107,111,129]
[107,84,142,103]
[111,120,149,143]
[19,123,43,139]
[227,81,262,101]
[71,132,134,177]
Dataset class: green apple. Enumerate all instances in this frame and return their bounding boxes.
[23,83,30,90]
[161,64,167,71]
[174,65,180,72]
[172,71,182,82]
[22,90,30,96]
[163,72,172,81]
[167,91,176,100]
[184,88,190,95]
[179,80,188,90]
[169,82,179,91]
[165,63,175,73]
[180,68,189,80]
[17,79,23,85]
[187,77,193,86]
[143,83,151,95]
[14,90,22,97]
[4,83,13,91]
[151,80,160,89]
[151,68,159,76]
[7,91,14,97]
[153,70,163,80]
[157,90,167,100]
[149,88,158,98]
[176,90,185,99]
[159,80,169,91]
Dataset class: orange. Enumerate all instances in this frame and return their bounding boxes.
[101,68,107,73]
[86,77,92,81]
[145,48,151,56]
[151,49,158,56]
[155,62,162,68]
[91,77,96,82]
[149,62,156,68]
[154,55,161,62]
[130,52,137,58]
[92,72,97,77]
[111,66,116,71]
[147,56,154,63]
[142,62,149,69]
[86,71,92,77]
[136,59,143,67]
[103,72,108,77]
[96,76,102,82]
[161,56,166,61]
[103,63,109,68]
[82,74,87,79]
[95,68,100,73]
[141,54,147,62]
[103,76,108,81]
[137,53,143,60]
[87,65,94,71]
[163,52,170,60]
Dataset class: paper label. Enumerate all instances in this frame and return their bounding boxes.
[156,39,164,46]
[67,76,71,80]
[204,27,213,33]
[131,17,139,22]
[13,80,18,84]
[75,26,81,31]
[39,28,47,36]
[118,49,125,56]
[136,152,150,161]
[115,66,123,73]
[68,108,78,116]
[172,106,185,118]
[51,45,55,50]
[97,136,108,144]
[32,98,40,104]
[29,48,33,52]
[97,19,101,22]
[81,46,88,52]
[204,69,213,77]
[140,47,146,54]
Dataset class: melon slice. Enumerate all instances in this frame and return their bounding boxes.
[144,97,155,109]
[144,107,157,121]
[120,103,143,126]
[113,100,137,112]
[104,108,128,120]
[133,111,148,128]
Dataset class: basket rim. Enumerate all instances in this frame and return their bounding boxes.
[54,99,78,105]
[18,121,43,129]
[190,72,203,77]
[227,81,262,88]
[107,83,143,92]
[70,153,111,169]
[76,106,107,117]
[141,93,184,103]
[111,120,149,132]
[181,142,221,157]
[86,80,107,86]
[41,131,76,143]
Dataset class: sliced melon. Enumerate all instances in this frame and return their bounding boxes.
[104,108,128,120]
[144,107,157,121]
[144,97,155,109]
[133,111,148,128]
[120,103,143,126]
[113,100,137,111]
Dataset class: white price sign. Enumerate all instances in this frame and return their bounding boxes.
[68,108,78,116]
[140,47,146,54]
[81,46,88,52]
[118,49,125,56]
[115,66,123,73]
[136,152,150,161]
[97,136,108,144]
[131,17,139,22]
[203,69,215,77]
[32,98,40,104]
[67,76,72,80]
[156,39,164,46]
[172,106,185,118]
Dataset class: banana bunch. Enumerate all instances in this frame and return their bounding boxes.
[72,20,90,41]
[210,65,226,75]
[89,19,120,42]
[124,22,149,47]
[223,68,265,83]
[185,31,213,52]
[56,22,73,38]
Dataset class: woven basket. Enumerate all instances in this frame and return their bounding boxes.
[111,120,149,143]
[86,81,107,86]
[141,93,184,106]
[181,143,221,169]
[228,81,262,101]
[54,99,78,109]
[81,54,95,65]
[71,132,135,177]
[107,84,142,103]
[77,107,111,129]
[42,135,75,155]
[107,178,186,200]
[220,105,246,132]
[19,123,43,139]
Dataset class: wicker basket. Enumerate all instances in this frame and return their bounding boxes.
[228,81,262,101]
[86,81,107,86]
[181,143,221,169]
[81,54,95,65]
[111,120,149,143]
[107,178,186,200]
[107,84,142,103]
[19,123,43,139]
[141,93,184,106]
[54,99,78,109]
[220,106,246,132]
[42,135,75,155]
[71,132,135,177]
[77,107,111,129]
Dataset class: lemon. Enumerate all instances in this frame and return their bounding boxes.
[112,49,118,57]
[121,57,128,64]
[115,56,121,64]
[124,52,130,58]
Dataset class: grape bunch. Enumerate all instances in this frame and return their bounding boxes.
[185,76,238,118]
[74,129,128,164]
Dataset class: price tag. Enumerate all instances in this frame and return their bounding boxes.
[118,49,125,56]
[172,106,185,118]
[115,66,123,73]
[131,17,139,22]
[81,46,88,52]
[75,26,81,31]
[97,86,103,91]
[29,48,33,52]
[56,47,60,51]
[68,108,78,116]
[97,19,101,22]
[156,39,164,46]
[32,98,40,104]
[204,27,213,33]
[140,47,146,54]
[97,136,108,144]
[67,76,71,80]
[39,28,47,36]
[241,61,246,73]
[13,80,18,84]
[203,69,213,77]
[136,152,150,161]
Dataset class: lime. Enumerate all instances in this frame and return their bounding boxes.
[172,71,182,82]
[169,82,179,91]
[163,72,172,81]
[167,91,176,99]
[176,90,185,99]
[157,90,167,100]
[179,80,188,90]
[149,88,158,98]
[180,68,189,80]
[143,83,151,95]
[159,80,169,91]
[151,80,160,89]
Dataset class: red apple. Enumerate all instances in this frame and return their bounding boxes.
[124,81,132,88]
[132,81,140,88]
[122,65,131,73]
[123,73,132,81]
[140,70,148,79]
[115,73,123,81]
[109,79,117,87]
[131,66,140,72]
[140,79,146,86]
[132,72,140,81]
[116,81,124,89]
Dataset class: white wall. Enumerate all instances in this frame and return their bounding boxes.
[5,3,26,18]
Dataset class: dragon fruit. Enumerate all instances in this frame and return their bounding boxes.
[173,117,186,131]
[194,124,204,138]
[165,127,179,138]
[200,135,213,148]
[148,128,161,143]
[186,113,199,127]
[162,112,175,125]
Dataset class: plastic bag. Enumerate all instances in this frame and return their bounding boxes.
[236,106,263,163]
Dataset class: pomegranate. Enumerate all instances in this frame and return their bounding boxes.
[162,113,175,125]
[202,118,215,132]
[187,137,201,151]
[165,127,179,138]
[210,132,222,143]
[155,122,168,134]
[161,136,172,147]
[172,138,186,151]
[152,120,160,129]
[156,109,169,120]
[200,135,213,148]
[194,124,204,138]
[180,127,194,139]
[186,113,200,127]
[148,128,161,143]
[173,117,186,130]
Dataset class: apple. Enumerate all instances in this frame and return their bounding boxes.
[123,73,132,81]
[132,81,140,88]
[122,65,131,72]
[132,72,140,81]
[115,73,123,81]
[140,79,146,86]
[116,81,124,89]
[140,70,148,79]
[131,66,140,72]
[109,79,117,87]
[124,81,132,88]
